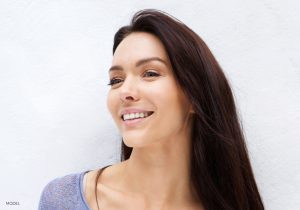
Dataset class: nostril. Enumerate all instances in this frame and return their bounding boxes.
[120,96,137,105]
[125,96,134,100]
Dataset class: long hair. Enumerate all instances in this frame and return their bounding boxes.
[98,9,264,210]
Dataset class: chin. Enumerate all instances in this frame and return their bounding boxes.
[122,136,151,148]
[123,139,144,148]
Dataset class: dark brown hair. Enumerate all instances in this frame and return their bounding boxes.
[96,9,264,210]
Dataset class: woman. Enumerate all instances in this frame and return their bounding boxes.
[39,9,265,210]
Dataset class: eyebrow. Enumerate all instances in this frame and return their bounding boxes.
[108,57,167,73]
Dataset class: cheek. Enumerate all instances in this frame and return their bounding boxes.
[150,80,181,112]
[158,83,189,123]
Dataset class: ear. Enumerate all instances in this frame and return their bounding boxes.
[189,104,195,114]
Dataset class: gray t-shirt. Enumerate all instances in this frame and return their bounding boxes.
[38,170,91,210]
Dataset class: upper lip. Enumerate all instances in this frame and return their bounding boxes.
[120,108,154,117]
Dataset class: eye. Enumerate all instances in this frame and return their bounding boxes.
[143,70,160,77]
[107,78,123,86]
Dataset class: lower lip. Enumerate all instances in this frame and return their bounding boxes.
[123,114,153,126]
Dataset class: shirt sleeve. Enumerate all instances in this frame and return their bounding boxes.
[38,178,60,209]
[38,173,84,210]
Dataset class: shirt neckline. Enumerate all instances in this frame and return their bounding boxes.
[79,165,113,210]
[79,170,92,209]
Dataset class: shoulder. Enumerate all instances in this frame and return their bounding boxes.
[82,164,115,205]
[83,163,124,208]
[38,171,88,210]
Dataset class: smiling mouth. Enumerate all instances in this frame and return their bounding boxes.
[121,111,154,121]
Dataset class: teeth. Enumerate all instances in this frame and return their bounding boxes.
[122,112,151,121]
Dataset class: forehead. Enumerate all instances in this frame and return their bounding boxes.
[112,32,169,65]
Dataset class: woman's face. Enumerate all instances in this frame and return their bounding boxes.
[107,32,194,148]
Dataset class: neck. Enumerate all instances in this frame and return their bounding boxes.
[117,135,198,208]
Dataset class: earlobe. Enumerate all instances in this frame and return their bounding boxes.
[189,105,195,114]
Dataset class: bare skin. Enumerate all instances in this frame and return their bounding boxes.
[83,161,204,210]
[83,32,204,210]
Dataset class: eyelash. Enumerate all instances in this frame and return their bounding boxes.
[107,71,160,86]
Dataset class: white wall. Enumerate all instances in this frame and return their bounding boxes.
[0,0,299,209]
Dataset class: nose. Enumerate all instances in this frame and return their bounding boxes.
[119,76,139,103]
